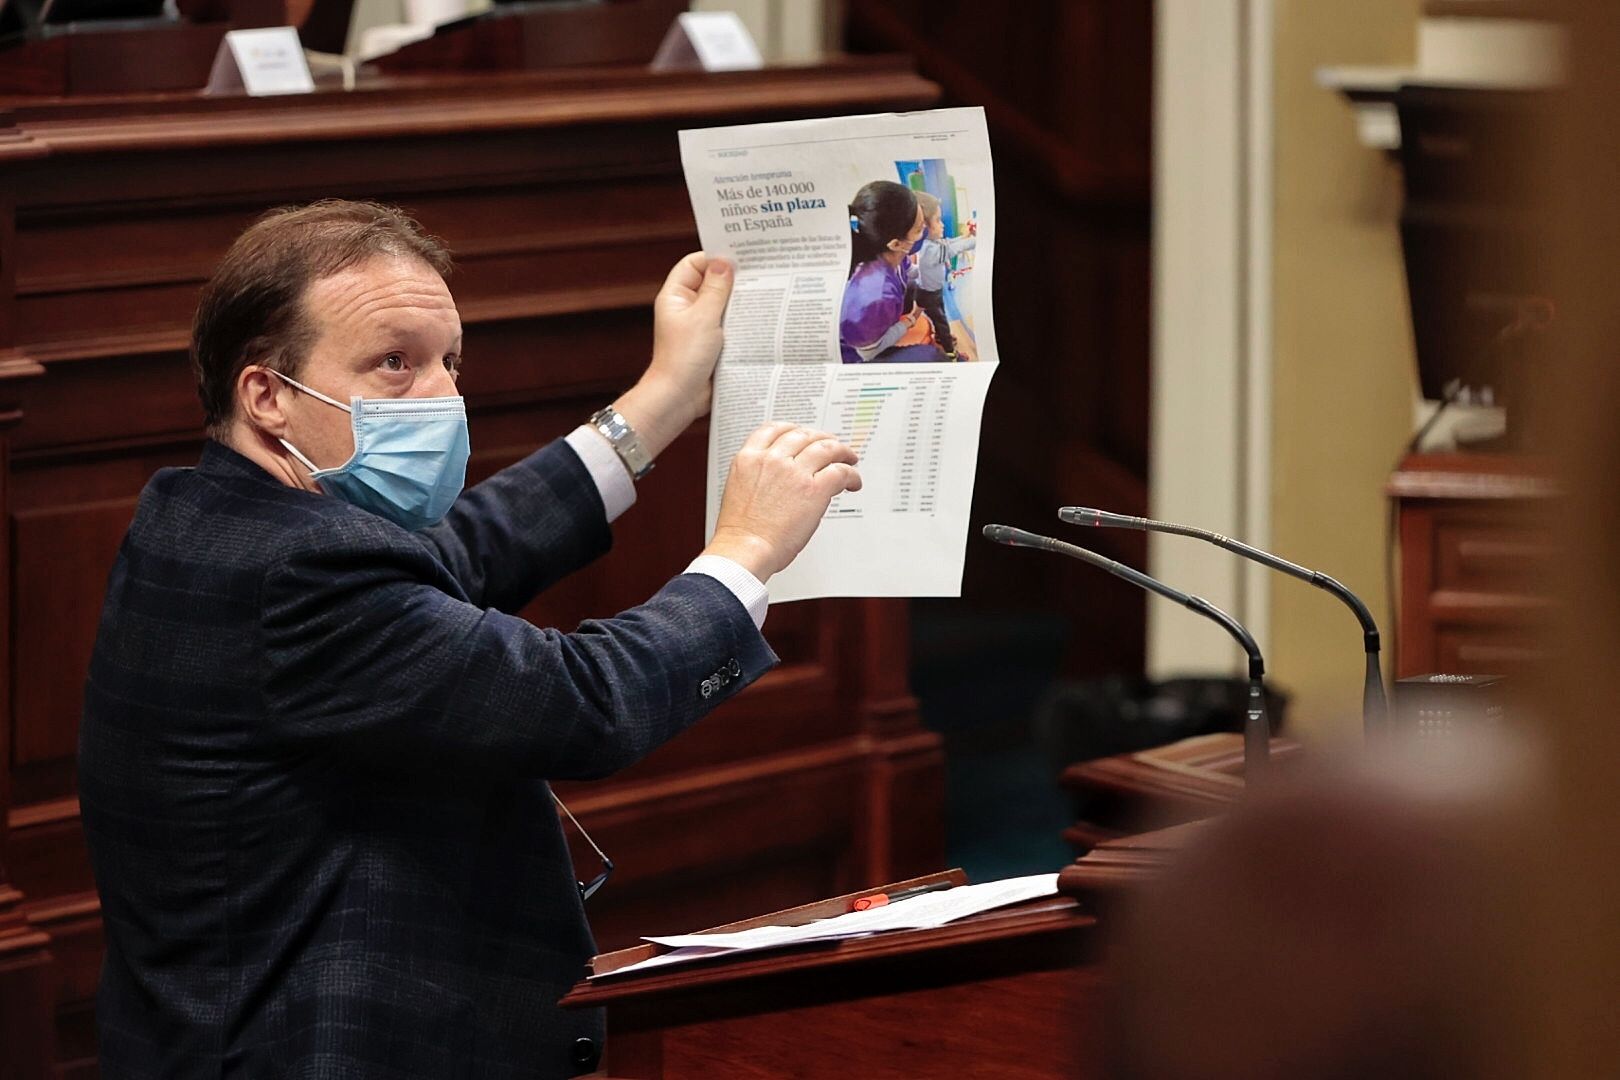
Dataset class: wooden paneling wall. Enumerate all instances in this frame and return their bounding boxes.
[0,59,943,1077]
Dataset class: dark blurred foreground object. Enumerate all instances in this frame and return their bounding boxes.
[373,0,684,74]
[1109,743,1532,1080]
[1539,3,1620,1072]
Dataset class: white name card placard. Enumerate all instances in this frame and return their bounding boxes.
[206,27,316,97]
[651,11,764,73]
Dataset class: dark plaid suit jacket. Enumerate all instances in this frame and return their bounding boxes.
[79,438,776,1079]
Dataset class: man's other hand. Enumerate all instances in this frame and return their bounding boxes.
[702,423,862,582]
[612,253,732,462]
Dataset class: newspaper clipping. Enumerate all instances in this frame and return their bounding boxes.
[679,107,997,602]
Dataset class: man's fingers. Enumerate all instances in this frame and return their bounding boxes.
[768,427,834,458]
[815,462,862,496]
[661,251,708,300]
[693,256,733,315]
[742,421,797,453]
[795,437,858,474]
[661,252,733,316]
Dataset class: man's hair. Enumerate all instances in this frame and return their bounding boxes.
[915,190,942,223]
[191,200,453,435]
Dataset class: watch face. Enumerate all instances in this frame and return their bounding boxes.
[594,410,627,439]
[591,407,652,477]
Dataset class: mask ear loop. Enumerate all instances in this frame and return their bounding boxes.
[268,369,354,477]
[278,438,322,475]
[268,368,352,412]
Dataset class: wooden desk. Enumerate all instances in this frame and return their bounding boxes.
[1388,451,1557,679]
[1058,821,1207,895]
[560,824,1215,1080]
[0,58,944,1077]
[564,897,1105,1080]
[1059,733,1303,850]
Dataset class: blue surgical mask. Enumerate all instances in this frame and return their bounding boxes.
[272,371,470,531]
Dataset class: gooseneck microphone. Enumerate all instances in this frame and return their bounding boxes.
[1059,507,1388,736]
[983,524,1270,777]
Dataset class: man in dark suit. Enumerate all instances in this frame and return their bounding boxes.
[78,201,861,1078]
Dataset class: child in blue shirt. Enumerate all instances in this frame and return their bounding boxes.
[911,191,977,360]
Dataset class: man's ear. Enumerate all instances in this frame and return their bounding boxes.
[237,364,292,438]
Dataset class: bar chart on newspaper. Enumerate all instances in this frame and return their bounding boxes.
[679,107,998,601]
[822,372,950,518]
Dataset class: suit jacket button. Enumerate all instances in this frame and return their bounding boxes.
[571,1037,600,1071]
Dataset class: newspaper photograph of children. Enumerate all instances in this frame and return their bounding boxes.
[840,159,980,364]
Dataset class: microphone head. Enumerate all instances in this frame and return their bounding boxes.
[1059,506,1143,530]
[982,523,1045,549]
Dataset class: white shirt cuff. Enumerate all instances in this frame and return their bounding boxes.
[564,424,637,524]
[684,554,769,630]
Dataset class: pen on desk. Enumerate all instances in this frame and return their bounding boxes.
[850,881,956,912]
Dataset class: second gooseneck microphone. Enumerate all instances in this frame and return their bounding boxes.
[1059,506,1387,735]
[982,524,1270,777]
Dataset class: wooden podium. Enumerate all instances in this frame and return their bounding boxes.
[1061,733,1303,850]
[562,871,1107,1079]
[551,740,1280,1077]
[560,828,1212,1079]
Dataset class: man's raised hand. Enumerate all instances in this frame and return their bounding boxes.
[648,252,733,420]
[610,252,733,462]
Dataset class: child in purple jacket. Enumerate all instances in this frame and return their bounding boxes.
[839,180,940,363]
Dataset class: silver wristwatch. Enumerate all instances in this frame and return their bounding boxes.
[589,406,654,481]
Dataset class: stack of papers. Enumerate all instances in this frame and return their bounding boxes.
[595,873,1059,979]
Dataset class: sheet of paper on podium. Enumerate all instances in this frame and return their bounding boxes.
[678,107,999,602]
[595,873,1058,979]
